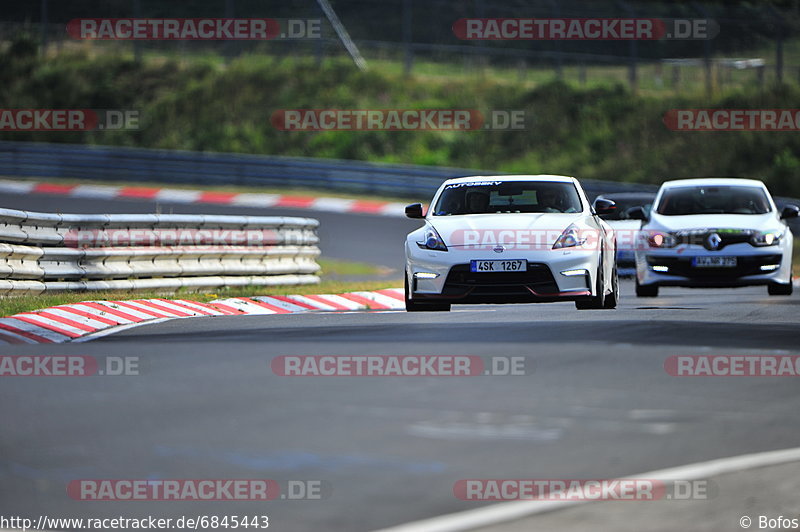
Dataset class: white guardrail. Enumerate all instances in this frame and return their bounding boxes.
[0,208,321,294]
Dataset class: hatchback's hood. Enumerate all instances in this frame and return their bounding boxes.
[429,213,582,246]
[648,212,778,232]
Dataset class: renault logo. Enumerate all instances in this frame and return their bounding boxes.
[493,245,504,253]
[706,232,722,251]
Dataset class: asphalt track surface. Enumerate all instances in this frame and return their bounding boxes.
[1,192,799,531]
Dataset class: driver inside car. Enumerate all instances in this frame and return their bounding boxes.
[465,191,491,214]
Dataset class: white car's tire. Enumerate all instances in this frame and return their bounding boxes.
[576,262,607,310]
[405,273,451,312]
[603,265,619,309]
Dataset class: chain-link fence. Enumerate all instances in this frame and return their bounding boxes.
[2,0,800,94]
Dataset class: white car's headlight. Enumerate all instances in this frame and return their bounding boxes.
[552,224,586,250]
[750,230,783,247]
[417,225,448,251]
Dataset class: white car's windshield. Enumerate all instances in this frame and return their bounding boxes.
[433,181,582,215]
[656,185,771,216]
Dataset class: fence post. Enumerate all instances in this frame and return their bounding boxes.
[546,0,563,79]
[403,0,413,76]
[40,0,48,54]
[224,0,235,62]
[616,1,637,92]
[692,3,713,97]
[672,64,680,91]
[133,0,142,62]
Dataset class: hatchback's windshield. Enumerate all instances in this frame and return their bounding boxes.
[656,185,771,216]
[433,181,582,215]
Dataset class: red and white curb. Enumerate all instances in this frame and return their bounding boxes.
[0,288,404,345]
[0,179,414,216]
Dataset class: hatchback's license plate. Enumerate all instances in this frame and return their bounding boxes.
[470,260,527,272]
[693,256,737,268]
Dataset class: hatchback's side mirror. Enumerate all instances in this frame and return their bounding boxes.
[592,198,617,217]
[405,203,424,219]
[627,206,649,221]
[780,204,799,220]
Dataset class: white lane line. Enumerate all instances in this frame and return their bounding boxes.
[372,446,800,532]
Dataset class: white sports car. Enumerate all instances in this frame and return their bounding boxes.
[631,178,798,297]
[404,175,619,311]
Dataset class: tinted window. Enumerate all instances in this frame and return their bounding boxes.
[656,186,771,216]
[433,181,583,215]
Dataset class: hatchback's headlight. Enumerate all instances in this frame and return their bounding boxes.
[552,224,586,249]
[751,230,782,247]
[417,225,448,251]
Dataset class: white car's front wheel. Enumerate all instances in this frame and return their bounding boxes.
[576,260,617,310]
[404,273,451,312]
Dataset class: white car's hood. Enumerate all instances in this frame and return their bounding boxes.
[648,212,778,232]
[429,213,582,246]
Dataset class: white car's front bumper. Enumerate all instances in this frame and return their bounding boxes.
[406,244,599,303]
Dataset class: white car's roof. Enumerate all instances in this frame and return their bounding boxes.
[661,177,766,189]
[443,174,577,185]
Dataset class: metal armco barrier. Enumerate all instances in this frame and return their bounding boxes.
[0,141,661,198]
[0,208,321,294]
